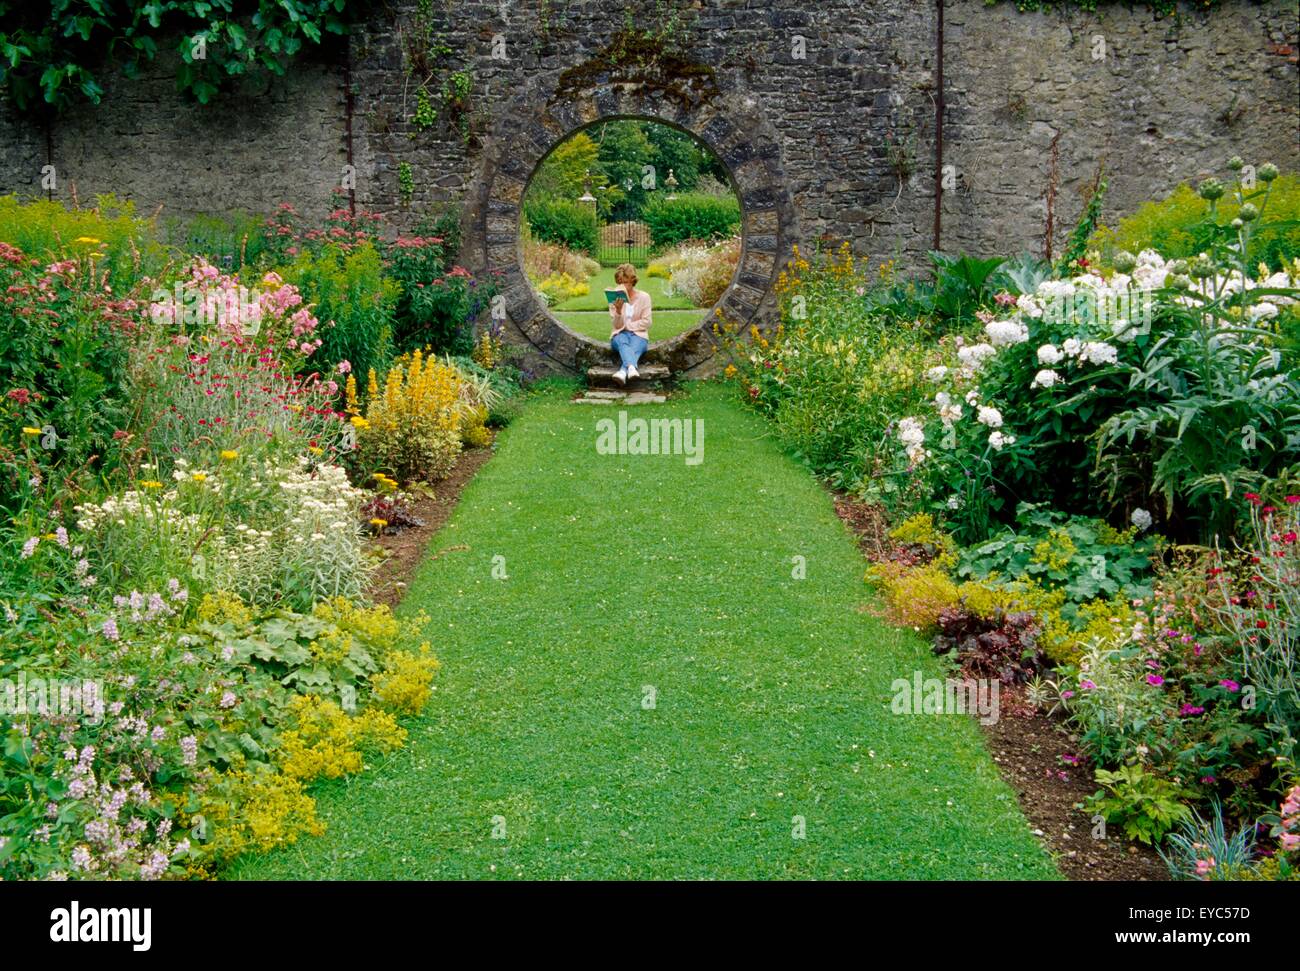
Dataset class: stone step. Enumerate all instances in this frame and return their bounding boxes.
[572,390,667,405]
[586,364,671,389]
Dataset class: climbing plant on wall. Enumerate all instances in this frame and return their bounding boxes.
[0,0,361,113]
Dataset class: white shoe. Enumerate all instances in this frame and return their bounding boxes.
[613,368,627,385]
[626,365,639,380]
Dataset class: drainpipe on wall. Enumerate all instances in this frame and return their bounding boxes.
[933,0,944,253]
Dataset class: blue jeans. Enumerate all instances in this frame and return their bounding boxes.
[611,330,647,369]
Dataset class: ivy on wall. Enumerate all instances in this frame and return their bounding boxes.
[0,0,363,113]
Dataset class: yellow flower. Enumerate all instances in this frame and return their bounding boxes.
[21,426,41,436]
[350,415,370,430]
[140,480,163,489]
[191,472,207,482]
[723,364,738,379]
[220,450,238,461]
[73,236,101,245]
[308,446,323,455]
[369,518,388,528]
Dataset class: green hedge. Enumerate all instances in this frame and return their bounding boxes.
[643,194,741,249]
[523,197,599,255]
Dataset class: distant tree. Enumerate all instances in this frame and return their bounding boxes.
[595,121,654,221]
[645,124,703,192]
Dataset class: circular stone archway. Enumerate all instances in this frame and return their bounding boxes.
[461,59,798,378]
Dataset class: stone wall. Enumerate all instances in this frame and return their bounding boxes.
[0,0,1295,372]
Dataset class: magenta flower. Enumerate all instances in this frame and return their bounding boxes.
[1146,674,1165,686]
[1180,704,1205,716]
[1219,679,1240,692]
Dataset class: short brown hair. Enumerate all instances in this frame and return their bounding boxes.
[614,263,638,286]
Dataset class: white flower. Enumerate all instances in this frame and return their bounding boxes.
[1131,508,1153,532]
[964,389,980,407]
[926,365,949,382]
[897,417,926,448]
[1037,280,1077,299]
[977,406,1003,428]
[1016,294,1043,319]
[934,391,952,409]
[956,343,997,370]
[1082,341,1118,365]
[1248,301,1279,321]
[988,430,1016,451]
[1062,337,1083,358]
[984,319,1029,347]
[1031,368,1060,389]
[1037,344,1063,365]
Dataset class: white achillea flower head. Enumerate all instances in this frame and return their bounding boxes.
[977,406,1003,428]
[1131,508,1153,532]
[1037,344,1063,365]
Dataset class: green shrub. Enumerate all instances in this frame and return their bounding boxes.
[523,197,599,254]
[279,242,399,383]
[0,193,166,289]
[1092,175,1300,272]
[162,211,269,271]
[643,193,741,249]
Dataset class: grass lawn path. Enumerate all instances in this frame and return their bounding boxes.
[233,384,1058,880]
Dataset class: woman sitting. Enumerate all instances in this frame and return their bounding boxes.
[608,262,652,385]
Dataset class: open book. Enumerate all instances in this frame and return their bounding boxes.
[604,288,627,305]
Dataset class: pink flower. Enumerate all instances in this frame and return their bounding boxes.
[1146,674,1164,686]
[337,360,352,374]
[1219,679,1240,692]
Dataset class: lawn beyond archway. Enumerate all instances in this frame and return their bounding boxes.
[232,384,1057,879]
[551,265,708,343]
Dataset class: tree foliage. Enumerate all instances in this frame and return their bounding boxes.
[0,0,358,112]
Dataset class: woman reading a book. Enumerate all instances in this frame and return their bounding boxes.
[608,263,652,385]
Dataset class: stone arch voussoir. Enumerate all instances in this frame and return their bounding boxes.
[464,64,798,378]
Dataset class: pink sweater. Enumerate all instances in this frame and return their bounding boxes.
[609,287,653,339]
